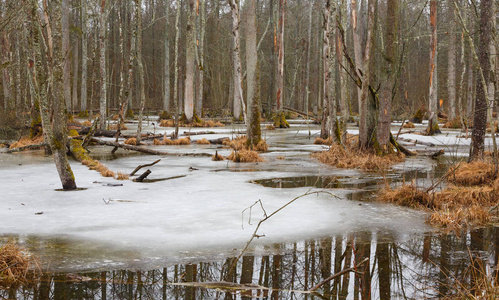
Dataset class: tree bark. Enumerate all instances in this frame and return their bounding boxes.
[427,0,440,135]
[80,0,88,113]
[324,1,340,143]
[447,0,457,120]
[245,0,262,147]
[351,0,363,113]
[273,0,289,128]
[163,2,170,113]
[135,0,146,144]
[196,0,206,116]
[184,0,196,122]
[62,0,70,111]
[99,0,107,129]
[229,0,245,122]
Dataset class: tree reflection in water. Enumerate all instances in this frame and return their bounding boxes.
[3,227,499,299]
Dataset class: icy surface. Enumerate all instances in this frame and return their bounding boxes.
[0,123,432,271]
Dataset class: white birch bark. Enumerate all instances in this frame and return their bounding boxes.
[184,0,196,122]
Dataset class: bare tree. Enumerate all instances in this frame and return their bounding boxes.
[426,0,440,135]
[135,0,146,144]
[163,1,170,114]
[274,0,289,128]
[99,0,108,129]
[447,0,457,120]
[228,0,246,122]
[80,0,88,114]
[184,0,196,122]
[62,0,70,111]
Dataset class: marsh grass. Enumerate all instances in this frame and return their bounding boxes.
[0,241,38,287]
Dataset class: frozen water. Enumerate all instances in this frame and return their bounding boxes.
[0,123,431,271]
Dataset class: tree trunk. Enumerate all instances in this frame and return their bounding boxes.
[80,0,88,114]
[427,0,440,135]
[72,35,79,114]
[351,0,363,114]
[359,0,377,149]
[470,0,493,160]
[62,0,71,111]
[303,0,313,115]
[245,0,262,147]
[229,0,245,121]
[447,0,457,120]
[324,0,340,143]
[1,32,12,111]
[274,0,289,128]
[336,0,349,130]
[173,0,181,138]
[135,0,146,144]
[378,0,399,152]
[99,0,107,129]
[196,0,206,116]
[163,2,170,113]
[184,0,196,122]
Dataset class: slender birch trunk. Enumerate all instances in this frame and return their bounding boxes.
[274,0,289,128]
[80,0,88,114]
[427,0,440,135]
[135,0,146,144]
[196,0,206,116]
[72,37,79,114]
[184,0,196,122]
[351,0,363,113]
[173,0,181,138]
[228,0,246,122]
[336,0,348,131]
[62,0,70,111]
[303,0,313,115]
[245,0,262,147]
[447,0,457,120]
[99,0,107,129]
[163,2,170,113]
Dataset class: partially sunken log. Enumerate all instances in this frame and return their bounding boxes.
[133,169,151,182]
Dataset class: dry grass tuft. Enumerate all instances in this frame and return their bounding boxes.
[313,144,403,171]
[276,155,286,160]
[0,241,37,287]
[109,123,128,130]
[378,183,433,209]
[0,143,5,148]
[196,138,211,145]
[124,138,137,145]
[447,162,496,186]
[228,150,264,163]
[266,124,276,130]
[163,137,191,145]
[402,122,415,128]
[314,137,332,145]
[153,138,163,145]
[212,151,224,161]
[442,117,462,129]
[82,120,92,127]
[9,134,44,149]
[203,120,225,127]
[253,140,269,152]
[159,119,175,127]
[115,172,129,180]
[223,135,247,151]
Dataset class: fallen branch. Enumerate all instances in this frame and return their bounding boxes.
[182,131,216,136]
[133,169,151,182]
[390,133,415,156]
[6,143,47,153]
[397,137,436,147]
[130,159,161,176]
[308,257,369,292]
[227,190,333,279]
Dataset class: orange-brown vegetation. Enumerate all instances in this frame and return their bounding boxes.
[442,117,462,129]
[158,119,225,128]
[82,120,92,127]
[163,137,191,145]
[223,135,268,152]
[227,150,264,163]
[212,151,224,161]
[9,134,44,149]
[314,137,332,145]
[402,122,415,128]
[313,144,403,171]
[124,138,138,145]
[115,172,130,180]
[0,241,38,287]
[196,138,211,145]
[266,124,276,130]
[159,119,175,127]
[378,161,499,229]
[109,123,128,130]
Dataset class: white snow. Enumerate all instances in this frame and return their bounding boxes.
[0,123,432,271]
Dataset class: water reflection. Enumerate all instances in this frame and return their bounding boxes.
[3,226,499,299]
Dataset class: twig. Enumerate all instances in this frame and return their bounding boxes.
[308,257,369,292]
[0,262,20,272]
[228,190,333,279]
[130,159,161,176]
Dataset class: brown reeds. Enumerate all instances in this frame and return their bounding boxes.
[212,151,224,161]
[266,124,276,130]
[162,137,191,145]
[82,120,92,127]
[115,172,130,180]
[0,241,37,287]
[9,134,44,149]
[222,135,268,153]
[447,162,496,186]
[227,150,264,163]
[314,137,332,145]
[124,138,137,145]
[313,144,403,171]
[109,123,128,130]
[402,122,415,128]
[196,138,211,145]
[159,119,175,127]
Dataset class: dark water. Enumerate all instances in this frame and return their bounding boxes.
[2,227,499,299]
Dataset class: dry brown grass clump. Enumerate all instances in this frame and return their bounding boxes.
[442,117,462,129]
[82,120,92,127]
[0,143,5,148]
[222,136,268,152]
[153,138,163,145]
[447,162,496,186]
[109,123,128,130]
[9,134,44,149]
[313,144,403,171]
[203,120,225,127]
[159,119,175,127]
[115,172,130,180]
[196,138,211,145]
[227,150,264,163]
[266,124,276,130]
[212,151,224,161]
[124,138,138,145]
[0,241,37,287]
[378,183,433,209]
[402,122,415,128]
[163,137,191,145]
[314,137,332,145]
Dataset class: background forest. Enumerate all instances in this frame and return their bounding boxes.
[0,0,496,136]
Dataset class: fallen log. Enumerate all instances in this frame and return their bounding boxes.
[397,137,436,147]
[208,137,230,145]
[130,159,161,176]
[182,131,216,136]
[390,133,416,156]
[133,169,151,182]
[6,143,48,153]
[90,138,212,157]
